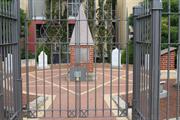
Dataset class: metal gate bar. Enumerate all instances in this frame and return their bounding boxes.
[24,0,130,118]
[0,0,21,120]
[160,0,180,119]
[133,0,162,119]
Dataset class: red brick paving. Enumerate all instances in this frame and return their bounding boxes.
[160,79,180,120]
[125,79,180,120]
[22,65,133,119]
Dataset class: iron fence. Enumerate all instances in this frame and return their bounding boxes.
[3,0,180,119]
[24,0,130,119]
[133,0,162,119]
[0,0,22,120]
[159,0,180,119]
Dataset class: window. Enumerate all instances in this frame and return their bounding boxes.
[68,0,80,17]
[36,24,46,38]
[36,24,42,38]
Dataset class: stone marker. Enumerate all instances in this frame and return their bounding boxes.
[38,51,49,69]
[112,48,121,68]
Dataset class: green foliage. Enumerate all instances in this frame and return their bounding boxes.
[20,49,29,59]
[36,44,51,63]
[161,0,178,49]
[84,0,95,34]
[128,14,133,26]
[42,0,68,62]
[121,41,134,64]
[20,9,26,34]
[1,0,13,7]
[21,48,26,59]
[20,9,27,59]
[45,0,67,42]
[45,0,67,19]
[21,48,35,59]
[44,0,114,63]
[95,0,114,63]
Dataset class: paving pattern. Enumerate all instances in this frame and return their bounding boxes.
[22,66,133,119]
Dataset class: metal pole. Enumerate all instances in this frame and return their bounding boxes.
[28,0,33,19]
[132,6,141,120]
[176,0,180,119]
[16,0,22,119]
[0,43,4,120]
[150,0,162,119]
[25,19,30,117]
[0,0,4,119]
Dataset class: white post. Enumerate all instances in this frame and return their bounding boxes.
[112,48,121,68]
[37,51,49,69]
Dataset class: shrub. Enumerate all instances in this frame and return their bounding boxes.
[121,41,134,64]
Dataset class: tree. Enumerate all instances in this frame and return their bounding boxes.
[20,9,27,59]
[161,0,178,49]
[126,0,179,63]
[84,0,95,34]
[20,9,26,36]
[43,0,114,63]
[95,0,114,62]
[38,0,68,63]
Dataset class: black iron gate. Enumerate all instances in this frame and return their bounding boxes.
[0,0,22,120]
[24,0,130,119]
[133,0,162,120]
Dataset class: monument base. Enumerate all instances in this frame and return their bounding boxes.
[112,65,122,69]
[69,72,95,81]
[69,67,95,81]
[87,72,95,81]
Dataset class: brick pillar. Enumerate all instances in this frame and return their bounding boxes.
[88,46,94,72]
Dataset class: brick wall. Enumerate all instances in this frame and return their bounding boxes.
[28,20,46,53]
[160,51,175,70]
[70,45,94,72]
